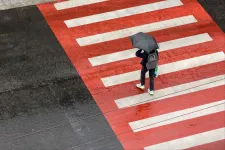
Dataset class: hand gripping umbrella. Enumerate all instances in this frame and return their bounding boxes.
[129,32,159,53]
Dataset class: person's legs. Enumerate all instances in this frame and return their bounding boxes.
[141,66,148,85]
[136,65,147,89]
[149,72,154,91]
[148,69,155,95]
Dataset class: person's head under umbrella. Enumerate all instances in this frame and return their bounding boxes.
[130,32,159,95]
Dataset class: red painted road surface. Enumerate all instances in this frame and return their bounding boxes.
[37,0,225,149]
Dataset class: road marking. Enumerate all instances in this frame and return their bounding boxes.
[101,52,225,87]
[144,127,225,149]
[115,75,225,108]
[65,0,183,27]
[88,33,212,66]
[54,0,108,10]
[129,100,225,132]
[76,15,197,46]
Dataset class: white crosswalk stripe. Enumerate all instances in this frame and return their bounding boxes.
[76,15,197,46]
[115,75,225,108]
[88,33,213,66]
[65,0,183,28]
[129,100,225,132]
[101,52,225,87]
[144,127,225,150]
[54,0,108,10]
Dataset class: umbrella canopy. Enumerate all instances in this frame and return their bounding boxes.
[129,32,159,53]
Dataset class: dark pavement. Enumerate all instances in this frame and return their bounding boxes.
[0,0,224,150]
[0,6,123,150]
[198,0,225,32]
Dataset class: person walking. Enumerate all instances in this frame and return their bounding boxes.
[135,49,159,95]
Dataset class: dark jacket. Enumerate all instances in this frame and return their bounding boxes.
[136,49,159,66]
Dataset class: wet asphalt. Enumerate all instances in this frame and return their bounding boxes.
[0,5,123,150]
[0,0,55,10]
[0,0,224,149]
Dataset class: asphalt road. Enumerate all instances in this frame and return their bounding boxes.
[0,0,55,10]
[198,0,225,32]
[0,5,123,150]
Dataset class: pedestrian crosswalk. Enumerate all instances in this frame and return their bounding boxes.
[65,0,183,28]
[54,0,108,10]
[88,33,213,66]
[76,15,197,46]
[115,75,225,108]
[38,0,225,149]
[129,100,225,132]
[101,52,224,87]
[144,127,225,150]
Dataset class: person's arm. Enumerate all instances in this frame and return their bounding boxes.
[136,49,144,58]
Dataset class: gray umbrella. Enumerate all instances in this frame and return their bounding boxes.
[129,32,159,53]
